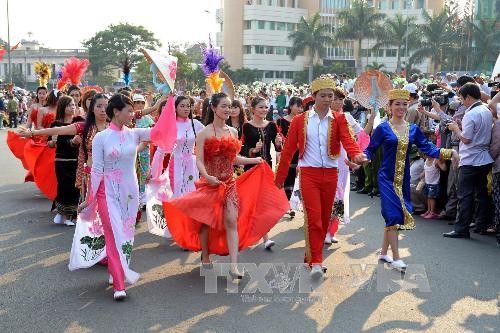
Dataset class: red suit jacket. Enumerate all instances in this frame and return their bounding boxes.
[275,110,362,185]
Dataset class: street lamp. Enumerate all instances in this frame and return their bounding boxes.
[6,0,12,84]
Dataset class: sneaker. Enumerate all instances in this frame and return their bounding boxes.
[64,220,75,226]
[330,237,339,243]
[378,254,393,263]
[324,234,332,245]
[108,275,113,285]
[113,290,127,301]
[310,264,324,279]
[264,239,275,250]
[390,260,407,270]
[53,214,63,224]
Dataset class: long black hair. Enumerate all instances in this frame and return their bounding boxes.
[205,92,229,125]
[82,93,109,161]
[226,99,247,127]
[287,96,302,111]
[55,95,74,122]
[175,95,197,139]
[35,86,48,104]
[105,93,133,120]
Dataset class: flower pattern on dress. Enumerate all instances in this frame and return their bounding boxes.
[169,62,177,80]
[106,169,123,183]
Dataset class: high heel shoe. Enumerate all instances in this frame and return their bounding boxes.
[229,269,244,280]
[200,253,213,269]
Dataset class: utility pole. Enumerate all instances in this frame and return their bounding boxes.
[6,0,12,84]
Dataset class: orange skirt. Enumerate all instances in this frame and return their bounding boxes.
[163,163,289,255]
[6,131,57,200]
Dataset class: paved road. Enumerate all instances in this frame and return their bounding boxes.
[0,130,499,333]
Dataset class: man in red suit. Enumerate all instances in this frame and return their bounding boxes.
[275,76,367,279]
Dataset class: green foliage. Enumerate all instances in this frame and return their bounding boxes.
[470,18,500,71]
[293,62,355,85]
[11,67,25,87]
[335,0,386,74]
[288,13,334,65]
[80,235,106,251]
[83,23,161,78]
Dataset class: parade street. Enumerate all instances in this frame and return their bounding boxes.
[0,130,499,333]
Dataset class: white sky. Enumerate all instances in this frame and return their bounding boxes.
[0,0,221,50]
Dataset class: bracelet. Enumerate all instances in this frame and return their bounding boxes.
[29,129,34,138]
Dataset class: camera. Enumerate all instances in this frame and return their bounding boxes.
[420,89,448,107]
[487,81,499,88]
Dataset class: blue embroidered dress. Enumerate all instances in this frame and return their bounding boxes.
[364,121,446,230]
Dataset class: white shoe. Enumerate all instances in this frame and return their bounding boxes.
[108,275,113,285]
[113,290,127,301]
[310,264,324,279]
[378,254,393,263]
[264,239,275,250]
[324,234,332,245]
[390,260,407,270]
[331,237,339,243]
[64,220,75,226]
[53,214,63,224]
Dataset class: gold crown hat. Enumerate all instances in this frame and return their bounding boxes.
[311,76,336,94]
[388,89,410,101]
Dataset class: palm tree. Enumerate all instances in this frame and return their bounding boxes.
[410,9,457,74]
[372,14,418,72]
[470,17,500,71]
[366,62,385,70]
[335,0,386,74]
[288,13,334,83]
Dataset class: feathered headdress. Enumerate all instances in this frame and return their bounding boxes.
[34,61,51,87]
[121,57,132,86]
[57,57,89,90]
[201,37,224,93]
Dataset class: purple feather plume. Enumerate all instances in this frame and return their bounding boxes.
[57,69,63,80]
[201,46,224,76]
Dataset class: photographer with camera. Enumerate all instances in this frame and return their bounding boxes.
[443,83,494,239]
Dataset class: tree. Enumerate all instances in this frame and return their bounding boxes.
[372,14,418,72]
[366,62,385,70]
[470,18,500,71]
[83,23,161,81]
[293,62,355,85]
[133,58,153,90]
[335,0,386,74]
[288,13,334,82]
[410,9,457,74]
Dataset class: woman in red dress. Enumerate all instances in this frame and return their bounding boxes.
[163,93,289,278]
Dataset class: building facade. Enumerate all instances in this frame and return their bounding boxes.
[217,0,444,82]
[475,0,500,20]
[0,40,88,90]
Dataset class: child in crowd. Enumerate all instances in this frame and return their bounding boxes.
[421,155,447,219]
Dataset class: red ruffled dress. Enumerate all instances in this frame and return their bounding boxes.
[6,108,57,200]
[163,135,289,255]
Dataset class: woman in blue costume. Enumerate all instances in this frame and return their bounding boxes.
[364,89,458,270]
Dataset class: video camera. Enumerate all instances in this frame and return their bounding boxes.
[487,81,499,88]
[420,89,449,107]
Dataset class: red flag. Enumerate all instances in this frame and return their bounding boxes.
[10,42,20,51]
[0,48,5,61]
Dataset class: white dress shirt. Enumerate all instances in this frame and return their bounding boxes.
[298,109,338,168]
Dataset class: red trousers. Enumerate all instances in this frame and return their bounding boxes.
[300,167,338,266]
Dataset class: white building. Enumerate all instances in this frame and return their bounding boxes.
[0,40,88,89]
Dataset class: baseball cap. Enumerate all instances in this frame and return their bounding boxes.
[404,83,418,94]
[133,94,145,102]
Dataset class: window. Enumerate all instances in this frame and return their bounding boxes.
[244,45,252,54]
[27,63,31,76]
[258,20,265,29]
[403,0,413,9]
[275,46,286,55]
[18,63,22,73]
[278,0,286,6]
[275,71,285,78]
[417,0,424,9]
[276,22,286,31]
[322,0,350,8]
[264,71,274,78]
[386,49,397,57]
[269,21,276,30]
[360,49,369,57]
[244,20,252,29]
[267,0,274,5]
[376,49,384,57]
[286,47,292,56]
[255,45,264,54]
[265,46,274,54]
[379,0,388,9]
[366,0,374,7]
[287,23,295,31]
[285,71,294,79]
[391,0,399,9]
